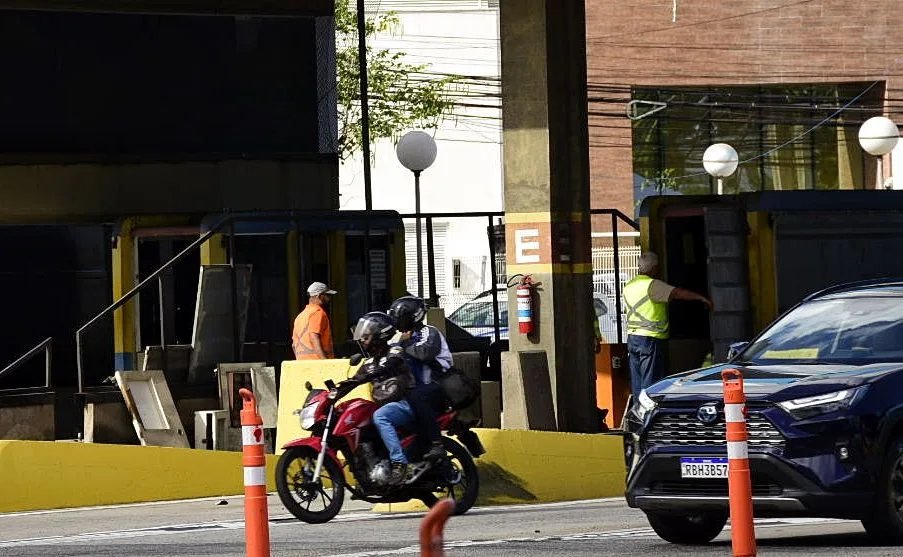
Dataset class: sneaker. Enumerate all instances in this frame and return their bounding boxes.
[388,461,412,486]
[423,441,446,462]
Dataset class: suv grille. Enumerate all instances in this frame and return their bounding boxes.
[649,479,783,497]
[645,411,785,450]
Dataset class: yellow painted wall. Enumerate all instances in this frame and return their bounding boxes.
[0,441,277,513]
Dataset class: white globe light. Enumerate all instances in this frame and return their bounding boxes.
[858,116,900,156]
[396,131,437,172]
[702,143,739,178]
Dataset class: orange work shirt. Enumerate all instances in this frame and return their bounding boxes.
[292,304,334,360]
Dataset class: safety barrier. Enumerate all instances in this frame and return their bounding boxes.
[420,498,455,557]
[240,388,271,557]
[375,428,625,512]
[722,368,757,557]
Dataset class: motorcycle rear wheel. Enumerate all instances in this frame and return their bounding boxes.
[276,446,345,524]
[419,436,479,516]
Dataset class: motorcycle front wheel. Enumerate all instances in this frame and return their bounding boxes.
[419,436,479,516]
[276,446,345,524]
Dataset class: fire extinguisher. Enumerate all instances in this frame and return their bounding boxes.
[511,274,540,335]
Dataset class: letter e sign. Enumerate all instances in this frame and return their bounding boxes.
[515,229,541,264]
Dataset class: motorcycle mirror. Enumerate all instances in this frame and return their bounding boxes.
[349,353,364,366]
[305,381,313,392]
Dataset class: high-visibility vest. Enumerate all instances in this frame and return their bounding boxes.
[623,275,669,339]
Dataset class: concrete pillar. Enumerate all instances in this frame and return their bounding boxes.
[200,234,227,266]
[499,0,596,433]
[112,218,137,371]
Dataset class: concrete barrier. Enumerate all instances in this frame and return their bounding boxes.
[376,428,626,512]
[0,440,277,513]
[275,359,368,454]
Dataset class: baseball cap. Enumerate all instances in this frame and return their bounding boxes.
[308,282,337,296]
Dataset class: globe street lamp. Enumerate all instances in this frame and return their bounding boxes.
[703,143,739,195]
[396,130,438,298]
[858,116,900,190]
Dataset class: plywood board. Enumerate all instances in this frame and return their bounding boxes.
[251,366,278,428]
[189,264,253,383]
[114,370,190,448]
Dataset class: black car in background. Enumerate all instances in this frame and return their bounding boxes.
[623,279,903,545]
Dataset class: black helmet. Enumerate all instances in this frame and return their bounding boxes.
[388,296,427,332]
[352,312,396,344]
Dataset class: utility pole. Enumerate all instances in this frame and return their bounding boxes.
[357,0,374,309]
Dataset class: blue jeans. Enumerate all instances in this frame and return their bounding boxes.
[373,400,415,464]
[628,334,668,399]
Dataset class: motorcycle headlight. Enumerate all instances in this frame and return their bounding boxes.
[297,403,318,431]
[633,389,657,421]
[778,387,863,420]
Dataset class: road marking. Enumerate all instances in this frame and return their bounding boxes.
[0,497,847,549]
[0,496,624,519]
[319,518,852,557]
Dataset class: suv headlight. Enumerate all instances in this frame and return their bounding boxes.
[778,387,863,420]
[633,389,657,421]
[297,403,318,430]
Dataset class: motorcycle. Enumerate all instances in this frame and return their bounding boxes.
[275,354,485,524]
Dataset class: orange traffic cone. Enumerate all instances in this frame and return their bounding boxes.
[240,388,270,557]
[721,369,757,557]
[420,498,455,557]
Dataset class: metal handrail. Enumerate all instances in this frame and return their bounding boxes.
[75,214,235,393]
[0,337,53,388]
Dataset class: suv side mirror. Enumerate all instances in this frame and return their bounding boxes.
[727,341,749,361]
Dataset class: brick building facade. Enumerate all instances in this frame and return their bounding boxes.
[585,0,903,221]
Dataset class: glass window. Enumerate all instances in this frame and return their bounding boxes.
[738,295,903,365]
[631,83,876,204]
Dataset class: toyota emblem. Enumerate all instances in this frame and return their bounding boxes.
[697,404,719,424]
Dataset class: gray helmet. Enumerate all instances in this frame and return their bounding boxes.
[352,312,396,344]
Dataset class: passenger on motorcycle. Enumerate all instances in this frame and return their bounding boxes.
[351,312,419,486]
[387,296,453,464]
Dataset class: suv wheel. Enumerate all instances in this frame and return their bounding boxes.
[862,436,903,543]
[645,510,727,544]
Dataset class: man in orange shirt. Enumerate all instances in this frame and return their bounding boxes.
[292,282,337,360]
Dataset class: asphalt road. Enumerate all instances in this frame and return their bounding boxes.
[1,496,900,556]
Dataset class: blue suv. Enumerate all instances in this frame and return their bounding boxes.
[623,279,903,545]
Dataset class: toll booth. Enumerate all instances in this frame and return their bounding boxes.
[640,191,903,372]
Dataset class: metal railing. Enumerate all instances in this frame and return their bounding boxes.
[590,209,640,343]
[0,337,53,388]
[75,215,238,393]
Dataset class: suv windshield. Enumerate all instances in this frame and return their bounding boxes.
[740,295,903,365]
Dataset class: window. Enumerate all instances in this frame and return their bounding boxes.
[631,83,881,207]
[739,294,903,365]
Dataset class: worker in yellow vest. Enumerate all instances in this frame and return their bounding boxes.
[623,252,712,398]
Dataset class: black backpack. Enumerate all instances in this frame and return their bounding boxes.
[435,366,480,410]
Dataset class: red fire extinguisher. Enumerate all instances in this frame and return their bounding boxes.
[513,274,540,335]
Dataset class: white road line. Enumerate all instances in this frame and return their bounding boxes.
[319,518,851,557]
[0,499,847,549]
[0,496,623,520]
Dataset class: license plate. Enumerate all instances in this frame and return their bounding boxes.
[680,457,728,479]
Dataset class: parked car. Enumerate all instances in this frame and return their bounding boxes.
[447,288,625,343]
[623,278,903,545]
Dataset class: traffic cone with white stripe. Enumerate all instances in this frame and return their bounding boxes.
[240,388,270,557]
[721,369,756,557]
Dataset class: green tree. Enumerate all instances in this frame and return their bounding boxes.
[335,0,460,161]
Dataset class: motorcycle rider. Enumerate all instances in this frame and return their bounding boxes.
[350,312,418,485]
[387,296,453,464]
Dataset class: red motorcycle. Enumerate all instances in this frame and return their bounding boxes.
[275,356,484,524]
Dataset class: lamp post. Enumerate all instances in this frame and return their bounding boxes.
[396,130,438,299]
[858,116,900,190]
[703,143,739,195]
